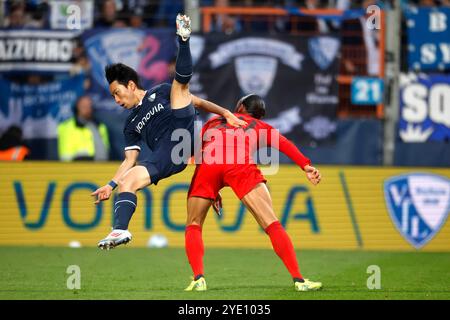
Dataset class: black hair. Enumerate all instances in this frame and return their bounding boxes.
[235,94,266,119]
[105,63,143,89]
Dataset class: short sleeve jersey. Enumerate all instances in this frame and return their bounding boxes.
[201,113,311,169]
[123,83,173,152]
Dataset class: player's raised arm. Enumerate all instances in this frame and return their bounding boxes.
[265,125,321,186]
[91,149,139,204]
[191,94,247,127]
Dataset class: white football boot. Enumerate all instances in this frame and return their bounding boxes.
[294,279,323,291]
[176,13,191,41]
[98,229,132,250]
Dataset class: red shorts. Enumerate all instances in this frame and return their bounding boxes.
[188,163,267,200]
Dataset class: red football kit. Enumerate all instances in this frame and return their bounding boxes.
[188,113,311,200]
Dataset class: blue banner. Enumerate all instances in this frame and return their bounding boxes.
[405,7,450,71]
[81,28,178,159]
[82,28,177,112]
[0,74,85,139]
[399,73,450,142]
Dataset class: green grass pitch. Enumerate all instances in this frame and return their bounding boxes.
[0,247,449,300]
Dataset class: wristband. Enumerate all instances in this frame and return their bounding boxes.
[108,180,118,190]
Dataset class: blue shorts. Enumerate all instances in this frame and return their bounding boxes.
[139,104,196,185]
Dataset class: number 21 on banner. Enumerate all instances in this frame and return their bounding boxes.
[351,77,384,105]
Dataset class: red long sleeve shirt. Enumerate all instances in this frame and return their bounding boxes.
[200,113,311,170]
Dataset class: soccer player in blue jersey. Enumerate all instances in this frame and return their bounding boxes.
[92,14,246,249]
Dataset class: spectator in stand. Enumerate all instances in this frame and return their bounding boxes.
[72,38,89,72]
[95,0,127,27]
[119,0,152,27]
[26,0,49,28]
[70,38,92,90]
[3,1,27,28]
[283,0,328,33]
[58,96,110,161]
[209,0,242,34]
[3,0,50,29]
[152,0,184,27]
[128,7,147,28]
[0,126,30,161]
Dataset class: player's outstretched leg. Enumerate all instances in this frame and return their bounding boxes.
[175,13,192,87]
[264,221,322,291]
[171,13,193,110]
[98,192,137,250]
[241,183,323,291]
[97,192,135,250]
[184,224,207,291]
[184,197,210,291]
[98,166,150,250]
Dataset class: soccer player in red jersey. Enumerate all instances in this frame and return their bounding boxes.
[184,94,323,292]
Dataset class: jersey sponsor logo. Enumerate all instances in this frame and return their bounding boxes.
[308,36,340,71]
[384,173,450,249]
[135,103,164,133]
[148,93,156,102]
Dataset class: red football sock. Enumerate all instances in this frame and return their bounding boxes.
[265,221,303,280]
[185,224,204,279]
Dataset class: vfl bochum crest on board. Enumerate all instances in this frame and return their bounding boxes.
[235,56,277,97]
[308,36,340,71]
[384,173,450,249]
[208,37,304,97]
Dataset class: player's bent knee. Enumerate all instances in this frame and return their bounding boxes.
[171,80,191,97]
[118,178,137,193]
[186,215,203,226]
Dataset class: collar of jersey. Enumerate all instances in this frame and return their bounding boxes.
[134,90,148,109]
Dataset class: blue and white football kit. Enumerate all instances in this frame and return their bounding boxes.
[123,83,196,185]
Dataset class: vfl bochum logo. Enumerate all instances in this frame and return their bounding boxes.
[308,37,340,70]
[208,37,304,98]
[384,173,450,249]
[235,56,277,97]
